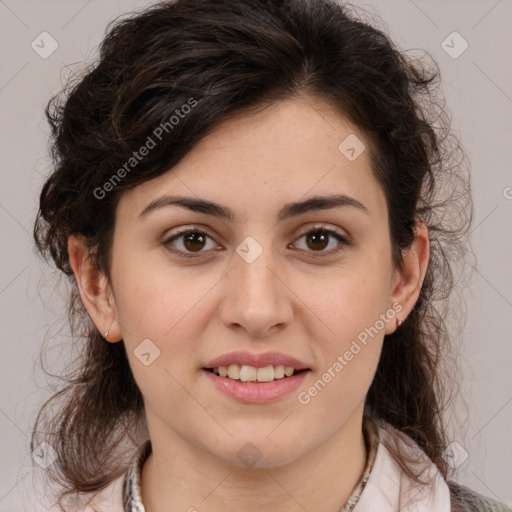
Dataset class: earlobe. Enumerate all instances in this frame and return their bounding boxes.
[67,235,122,342]
[385,220,430,335]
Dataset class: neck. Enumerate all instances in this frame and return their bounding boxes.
[140,411,367,512]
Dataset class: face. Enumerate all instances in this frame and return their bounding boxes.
[103,97,404,468]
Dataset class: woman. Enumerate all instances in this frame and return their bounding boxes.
[31,0,511,511]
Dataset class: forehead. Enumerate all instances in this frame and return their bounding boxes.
[116,96,387,224]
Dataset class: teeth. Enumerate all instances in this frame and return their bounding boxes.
[211,364,298,382]
[239,365,257,382]
[284,366,294,377]
[274,365,285,379]
[227,364,240,379]
[256,365,275,382]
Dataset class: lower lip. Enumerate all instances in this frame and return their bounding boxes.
[202,369,310,404]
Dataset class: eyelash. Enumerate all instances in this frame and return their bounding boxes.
[162,224,351,260]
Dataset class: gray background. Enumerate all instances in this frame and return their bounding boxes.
[1,0,511,510]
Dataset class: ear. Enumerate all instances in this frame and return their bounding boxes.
[67,235,122,342]
[384,220,430,335]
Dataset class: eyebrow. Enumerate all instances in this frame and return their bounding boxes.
[138,193,369,221]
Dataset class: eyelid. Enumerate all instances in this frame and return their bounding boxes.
[293,223,349,242]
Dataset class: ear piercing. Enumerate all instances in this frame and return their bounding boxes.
[396,318,402,328]
[104,329,109,340]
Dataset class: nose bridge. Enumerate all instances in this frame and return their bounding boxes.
[235,234,281,303]
[221,234,290,335]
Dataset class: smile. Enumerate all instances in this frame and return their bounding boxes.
[205,364,303,383]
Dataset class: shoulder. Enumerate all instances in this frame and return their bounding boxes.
[371,421,511,512]
[448,481,512,512]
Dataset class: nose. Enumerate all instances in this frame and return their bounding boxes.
[218,242,293,338]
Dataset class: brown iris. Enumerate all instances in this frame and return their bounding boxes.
[305,230,330,251]
[183,232,207,252]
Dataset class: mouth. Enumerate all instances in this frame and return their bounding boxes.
[203,364,309,383]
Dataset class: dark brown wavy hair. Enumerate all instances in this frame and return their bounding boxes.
[32,0,473,508]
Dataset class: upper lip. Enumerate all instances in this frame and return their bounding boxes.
[204,351,310,370]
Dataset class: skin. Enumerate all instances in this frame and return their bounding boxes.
[68,96,429,512]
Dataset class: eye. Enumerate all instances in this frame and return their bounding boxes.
[291,225,350,257]
[163,227,220,258]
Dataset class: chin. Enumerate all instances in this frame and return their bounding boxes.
[211,436,304,470]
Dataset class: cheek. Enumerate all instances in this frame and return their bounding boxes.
[294,258,391,391]
[112,252,197,336]
[111,265,207,402]
[297,292,385,416]
[302,264,392,337]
